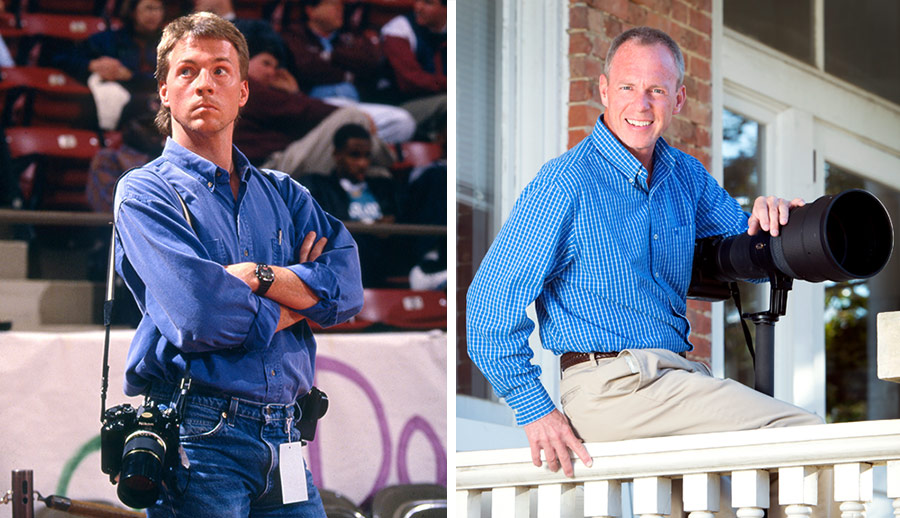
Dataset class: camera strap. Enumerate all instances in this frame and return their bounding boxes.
[728,282,756,367]
[101,171,194,422]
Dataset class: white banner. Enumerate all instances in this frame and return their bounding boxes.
[0,329,446,514]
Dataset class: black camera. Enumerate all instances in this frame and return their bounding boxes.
[101,388,186,509]
[689,189,894,299]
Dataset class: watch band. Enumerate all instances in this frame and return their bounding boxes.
[254,264,274,296]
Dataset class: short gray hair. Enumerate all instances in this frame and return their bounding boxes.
[604,26,685,86]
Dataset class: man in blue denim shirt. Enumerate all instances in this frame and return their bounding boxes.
[113,12,362,517]
[467,26,820,479]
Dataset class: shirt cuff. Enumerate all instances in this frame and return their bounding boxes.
[286,263,339,326]
[504,383,557,426]
[243,296,281,352]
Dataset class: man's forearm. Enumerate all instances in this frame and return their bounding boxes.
[224,262,320,311]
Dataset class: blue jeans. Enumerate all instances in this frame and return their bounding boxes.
[145,387,326,518]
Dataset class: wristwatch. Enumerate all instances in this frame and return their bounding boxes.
[254,264,275,296]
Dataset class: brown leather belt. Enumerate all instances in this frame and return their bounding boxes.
[560,350,687,373]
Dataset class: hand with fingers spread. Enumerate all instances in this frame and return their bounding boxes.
[523,409,593,477]
[747,195,805,237]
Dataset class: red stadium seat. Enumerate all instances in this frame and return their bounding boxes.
[5,126,116,209]
[0,66,97,128]
[17,13,111,41]
[306,289,445,332]
[24,0,104,16]
[358,288,446,329]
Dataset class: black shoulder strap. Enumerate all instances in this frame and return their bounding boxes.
[101,168,194,421]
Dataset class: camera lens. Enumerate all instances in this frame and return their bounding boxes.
[117,430,167,508]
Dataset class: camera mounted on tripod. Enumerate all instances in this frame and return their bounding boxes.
[688,189,894,395]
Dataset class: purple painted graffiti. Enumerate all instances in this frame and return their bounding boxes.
[314,356,392,501]
[397,415,447,486]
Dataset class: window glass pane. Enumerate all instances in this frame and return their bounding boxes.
[456,0,498,399]
[824,164,900,422]
[724,0,813,65]
[825,1,900,106]
[722,109,766,387]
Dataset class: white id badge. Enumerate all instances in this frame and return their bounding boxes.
[279,442,309,504]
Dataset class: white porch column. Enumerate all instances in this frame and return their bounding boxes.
[732,469,769,518]
[834,463,873,518]
[491,486,528,518]
[683,473,720,518]
[778,466,818,517]
[584,480,622,518]
[537,483,577,518]
[633,477,672,517]
[456,489,481,518]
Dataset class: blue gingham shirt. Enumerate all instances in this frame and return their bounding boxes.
[466,116,748,425]
[114,139,363,404]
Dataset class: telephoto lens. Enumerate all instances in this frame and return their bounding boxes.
[692,189,893,288]
[117,428,168,508]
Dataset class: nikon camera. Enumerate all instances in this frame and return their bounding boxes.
[101,393,184,509]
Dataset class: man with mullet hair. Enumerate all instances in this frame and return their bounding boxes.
[467,26,823,483]
[113,12,362,517]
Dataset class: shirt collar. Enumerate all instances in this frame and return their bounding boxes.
[161,137,254,188]
[590,114,676,188]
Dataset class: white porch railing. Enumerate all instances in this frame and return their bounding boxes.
[456,420,900,517]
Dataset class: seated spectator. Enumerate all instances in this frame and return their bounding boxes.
[379,0,446,141]
[235,24,395,176]
[85,92,165,213]
[299,123,401,286]
[281,0,415,144]
[58,0,165,128]
[398,114,447,290]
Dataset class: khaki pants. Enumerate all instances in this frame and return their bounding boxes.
[561,349,836,517]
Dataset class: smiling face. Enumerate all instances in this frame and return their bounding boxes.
[598,40,686,170]
[159,36,248,142]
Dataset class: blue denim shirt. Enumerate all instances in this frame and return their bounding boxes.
[114,138,363,403]
[466,115,748,425]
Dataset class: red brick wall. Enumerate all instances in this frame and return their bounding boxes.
[567,0,715,362]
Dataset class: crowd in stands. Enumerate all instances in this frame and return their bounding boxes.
[0,0,446,292]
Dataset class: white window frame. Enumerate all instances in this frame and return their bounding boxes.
[455,0,569,451]
[713,25,900,418]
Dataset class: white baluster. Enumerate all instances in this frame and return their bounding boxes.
[633,476,672,518]
[834,463,873,518]
[537,483,577,518]
[584,480,622,518]
[732,470,769,518]
[887,461,900,517]
[456,489,481,518]
[778,466,818,517]
[491,486,528,518]
[683,472,720,518]
[838,502,865,518]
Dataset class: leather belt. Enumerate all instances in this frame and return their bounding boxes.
[560,350,687,373]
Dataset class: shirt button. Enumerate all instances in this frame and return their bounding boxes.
[629,178,635,184]
[655,272,659,277]
[653,233,659,240]
[244,249,249,256]
[207,181,213,188]
[271,369,276,376]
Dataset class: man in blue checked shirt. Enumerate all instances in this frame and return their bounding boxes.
[113,12,362,517]
[466,26,822,478]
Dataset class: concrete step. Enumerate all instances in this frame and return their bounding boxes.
[0,279,103,330]
[0,240,28,279]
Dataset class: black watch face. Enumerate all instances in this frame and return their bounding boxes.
[258,265,275,283]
